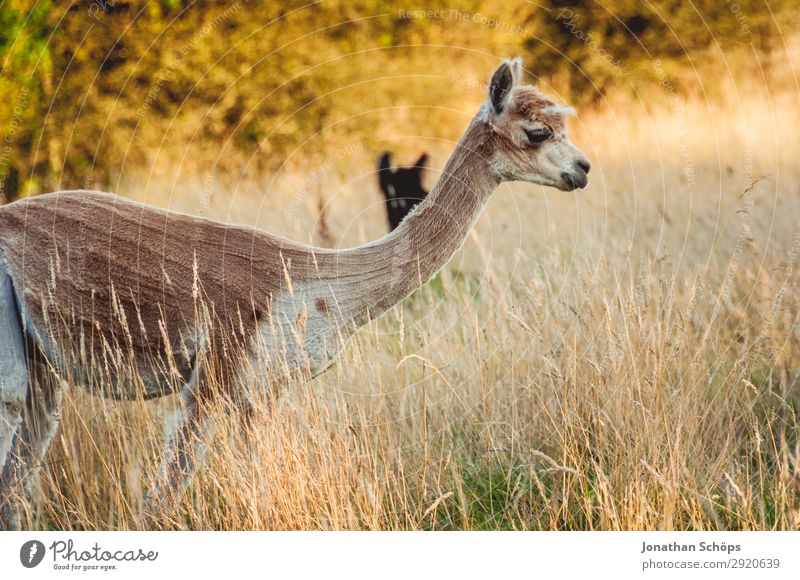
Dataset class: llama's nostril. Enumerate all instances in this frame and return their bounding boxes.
[561,171,587,191]
[576,159,591,174]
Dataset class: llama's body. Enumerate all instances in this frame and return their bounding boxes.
[0,58,589,528]
[0,191,354,398]
[378,152,429,231]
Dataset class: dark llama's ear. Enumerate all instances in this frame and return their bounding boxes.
[378,152,393,174]
[489,58,520,115]
[378,152,396,199]
[413,153,428,171]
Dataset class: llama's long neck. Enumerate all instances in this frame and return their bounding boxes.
[336,115,499,324]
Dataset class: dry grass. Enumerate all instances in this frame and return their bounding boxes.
[10,63,800,530]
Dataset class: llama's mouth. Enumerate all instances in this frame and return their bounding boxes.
[559,170,588,191]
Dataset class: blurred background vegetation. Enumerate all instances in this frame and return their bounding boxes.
[0,0,797,202]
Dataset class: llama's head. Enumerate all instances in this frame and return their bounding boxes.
[378,152,430,231]
[378,152,429,203]
[482,58,590,191]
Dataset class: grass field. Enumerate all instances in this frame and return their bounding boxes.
[12,48,800,531]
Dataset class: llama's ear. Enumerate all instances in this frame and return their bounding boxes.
[413,153,428,171]
[509,57,523,85]
[489,60,518,115]
[378,152,393,173]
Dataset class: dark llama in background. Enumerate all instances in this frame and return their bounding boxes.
[377,152,430,231]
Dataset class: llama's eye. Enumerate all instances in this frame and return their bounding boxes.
[525,128,551,144]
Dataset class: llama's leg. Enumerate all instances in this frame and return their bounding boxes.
[0,366,64,530]
[142,372,215,526]
[0,266,30,529]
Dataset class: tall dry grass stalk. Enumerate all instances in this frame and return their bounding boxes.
[9,70,800,530]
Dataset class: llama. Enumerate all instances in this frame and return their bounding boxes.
[378,152,430,231]
[0,58,589,527]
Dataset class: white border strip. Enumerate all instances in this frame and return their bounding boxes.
[2,531,799,579]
